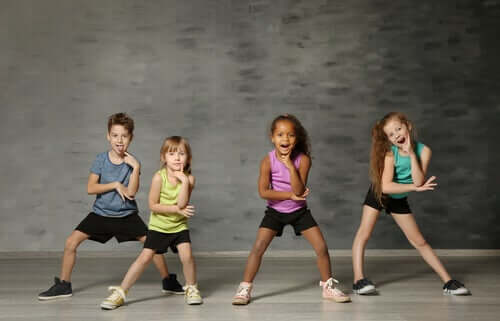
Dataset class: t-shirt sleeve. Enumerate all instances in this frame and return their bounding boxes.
[90,153,104,175]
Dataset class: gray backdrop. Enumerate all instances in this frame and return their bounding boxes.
[1,0,498,252]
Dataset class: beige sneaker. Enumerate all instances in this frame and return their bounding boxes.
[185,284,203,305]
[100,286,127,310]
[320,278,351,303]
[232,282,252,305]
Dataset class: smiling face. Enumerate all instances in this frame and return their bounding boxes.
[107,124,132,156]
[271,120,297,156]
[383,117,411,148]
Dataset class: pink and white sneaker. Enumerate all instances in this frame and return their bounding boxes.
[232,282,252,305]
[320,278,351,303]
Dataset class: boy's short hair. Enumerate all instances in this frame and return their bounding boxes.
[107,113,134,135]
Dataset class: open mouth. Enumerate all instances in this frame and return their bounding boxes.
[396,137,405,144]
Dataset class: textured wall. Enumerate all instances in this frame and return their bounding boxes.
[0,0,498,251]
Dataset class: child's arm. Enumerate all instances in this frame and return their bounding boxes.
[124,152,140,197]
[409,145,431,187]
[381,152,436,194]
[87,173,127,196]
[149,172,195,217]
[258,156,306,201]
[172,169,195,209]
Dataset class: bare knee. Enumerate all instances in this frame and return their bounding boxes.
[251,240,269,257]
[137,251,155,265]
[315,243,329,259]
[409,237,428,249]
[355,228,372,245]
[64,236,80,253]
[180,253,194,266]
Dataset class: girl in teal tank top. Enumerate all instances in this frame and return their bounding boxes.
[351,112,470,296]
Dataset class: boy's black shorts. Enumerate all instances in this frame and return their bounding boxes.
[363,187,412,214]
[259,206,318,237]
[144,229,191,254]
[75,212,147,243]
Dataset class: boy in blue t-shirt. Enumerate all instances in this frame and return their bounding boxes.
[38,113,184,300]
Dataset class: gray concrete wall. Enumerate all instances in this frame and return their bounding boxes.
[0,0,498,252]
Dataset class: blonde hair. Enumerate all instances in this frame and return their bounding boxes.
[159,136,192,174]
[369,112,415,204]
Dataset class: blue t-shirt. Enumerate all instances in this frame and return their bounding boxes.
[90,152,139,217]
[390,142,425,199]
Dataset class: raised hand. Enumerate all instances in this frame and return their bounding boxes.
[123,152,140,169]
[177,204,195,218]
[171,164,188,182]
[115,182,134,201]
[401,132,413,154]
[415,176,437,192]
[277,152,294,170]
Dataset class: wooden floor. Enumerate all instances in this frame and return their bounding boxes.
[1,255,498,321]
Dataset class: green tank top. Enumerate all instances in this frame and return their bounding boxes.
[148,168,188,233]
[390,142,425,199]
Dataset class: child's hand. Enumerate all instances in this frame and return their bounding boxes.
[401,133,413,154]
[415,176,437,192]
[290,187,310,200]
[115,182,134,201]
[177,204,195,218]
[172,164,188,182]
[124,152,140,169]
[277,152,294,170]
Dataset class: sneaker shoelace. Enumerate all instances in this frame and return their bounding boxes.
[235,285,251,298]
[324,278,346,296]
[107,287,125,303]
[186,286,201,298]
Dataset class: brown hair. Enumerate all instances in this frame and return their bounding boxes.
[159,136,192,174]
[370,112,415,204]
[108,113,134,135]
[270,114,311,158]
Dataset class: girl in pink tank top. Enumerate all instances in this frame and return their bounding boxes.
[232,114,351,305]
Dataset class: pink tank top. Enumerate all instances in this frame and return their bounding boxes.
[267,150,306,213]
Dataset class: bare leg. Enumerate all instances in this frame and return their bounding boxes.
[60,230,90,281]
[137,236,168,279]
[242,228,277,283]
[391,213,452,283]
[351,206,381,283]
[120,248,156,291]
[301,226,331,282]
[177,243,196,285]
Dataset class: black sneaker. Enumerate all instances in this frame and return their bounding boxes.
[38,277,73,300]
[353,278,377,295]
[162,273,185,294]
[443,279,470,295]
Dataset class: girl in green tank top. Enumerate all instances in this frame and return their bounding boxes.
[100,136,203,309]
[351,112,470,296]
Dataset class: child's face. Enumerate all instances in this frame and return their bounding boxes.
[164,146,188,172]
[107,125,132,156]
[383,118,410,148]
[271,120,297,155]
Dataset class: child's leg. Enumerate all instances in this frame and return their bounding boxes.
[301,226,332,281]
[60,230,90,281]
[242,228,277,282]
[137,236,168,279]
[120,248,156,291]
[391,213,451,283]
[177,243,196,285]
[352,205,380,282]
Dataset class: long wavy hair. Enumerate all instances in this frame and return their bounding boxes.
[370,112,415,204]
[270,114,311,159]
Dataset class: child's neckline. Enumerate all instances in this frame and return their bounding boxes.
[107,151,125,165]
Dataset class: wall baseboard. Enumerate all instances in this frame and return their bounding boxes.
[1,249,499,259]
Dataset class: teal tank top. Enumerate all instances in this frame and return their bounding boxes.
[390,142,425,199]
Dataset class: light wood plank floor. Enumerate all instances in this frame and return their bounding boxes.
[1,255,497,321]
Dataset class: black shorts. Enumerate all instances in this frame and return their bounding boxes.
[259,206,318,237]
[363,187,412,214]
[144,229,191,254]
[75,212,147,243]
